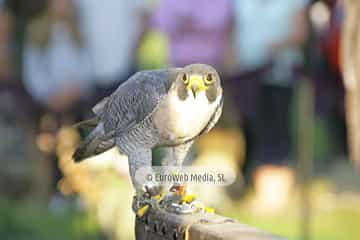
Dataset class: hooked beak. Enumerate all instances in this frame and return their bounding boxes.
[187,75,207,98]
[191,84,199,98]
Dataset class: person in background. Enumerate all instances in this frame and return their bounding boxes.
[231,0,308,179]
[23,0,92,195]
[0,1,54,201]
[152,0,233,72]
[23,0,91,113]
[76,0,149,102]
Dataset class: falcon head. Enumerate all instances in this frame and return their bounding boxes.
[175,64,222,103]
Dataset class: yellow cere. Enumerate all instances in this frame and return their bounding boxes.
[187,75,208,92]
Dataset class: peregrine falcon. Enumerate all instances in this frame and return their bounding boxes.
[73,64,223,211]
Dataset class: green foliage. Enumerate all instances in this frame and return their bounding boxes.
[0,200,103,240]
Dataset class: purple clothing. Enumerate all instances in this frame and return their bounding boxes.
[153,0,232,67]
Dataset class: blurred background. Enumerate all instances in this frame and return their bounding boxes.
[0,0,359,239]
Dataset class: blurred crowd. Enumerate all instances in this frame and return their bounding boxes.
[0,0,347,200]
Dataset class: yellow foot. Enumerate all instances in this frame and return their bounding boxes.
[182,193,197,204]
[205,207,215,214]
[170,185,198,204]
[137,204,149,217]
[154,193,165,202]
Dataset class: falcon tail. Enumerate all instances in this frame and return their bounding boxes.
[72,121,115,162]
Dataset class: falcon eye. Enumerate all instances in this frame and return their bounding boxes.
[204,73,213,84]
[182,74,189,84]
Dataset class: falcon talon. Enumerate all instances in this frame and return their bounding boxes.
[133,194,161,217]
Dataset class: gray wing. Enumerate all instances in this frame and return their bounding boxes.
[98,69,179,134]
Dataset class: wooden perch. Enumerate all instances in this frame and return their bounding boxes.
[135,207,285,240]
